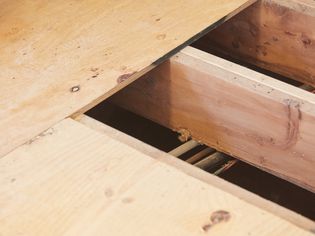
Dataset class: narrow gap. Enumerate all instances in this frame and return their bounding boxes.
[87,101,315,220]
[86,101,181,152]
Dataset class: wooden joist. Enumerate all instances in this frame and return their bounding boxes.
[194,0,315,86]
[0,117,313,235]
[0,1,314,234]
[0,0,254,158]
[112,46,315,192]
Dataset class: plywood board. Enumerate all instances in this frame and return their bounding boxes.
[0,118,313,235]
[0,0,254,157]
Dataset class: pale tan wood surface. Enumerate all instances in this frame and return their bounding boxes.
[78,114,315,231]
[112,46,315,192]
[0,0,254,158]
[0,118,313,235]
[195,0,315,86]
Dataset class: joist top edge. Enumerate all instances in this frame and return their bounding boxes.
[177,46,315,112]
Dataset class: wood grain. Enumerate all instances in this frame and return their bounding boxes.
[0,118,313,235]
[78,114,315,231]
[112,46,315,192]
[0,0,254,158]
[194,0,315,86]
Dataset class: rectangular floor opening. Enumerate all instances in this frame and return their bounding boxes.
[85,3,315,220]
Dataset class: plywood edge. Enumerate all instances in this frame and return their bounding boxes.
[71,0,257,119]
[0,0,257,160]
[76,114,315,231]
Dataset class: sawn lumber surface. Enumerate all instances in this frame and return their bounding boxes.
[112,46,315,192]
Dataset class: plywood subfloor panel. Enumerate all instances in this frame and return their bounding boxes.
[0,0,254,157]
[0,118,312,235]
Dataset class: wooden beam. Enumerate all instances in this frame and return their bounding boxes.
[1,115,309,235]
[194,0,315,86]
[111,46,315,192]
[0,0,255,158]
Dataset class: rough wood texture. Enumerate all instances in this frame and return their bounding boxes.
[0,0,254,158]
[0,117,313,235]
[78,114,315,231]
[194,0,315,86]
[112,46,315,192]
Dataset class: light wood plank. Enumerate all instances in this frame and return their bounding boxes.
[194,0,315,86]
[0,0,254,158]
[77,114,315,230]
[112,46,315,192]
[0,118,313,235]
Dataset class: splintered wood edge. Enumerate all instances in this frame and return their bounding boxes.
[76,114,315,231]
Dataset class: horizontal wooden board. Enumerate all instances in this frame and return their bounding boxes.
[194,0,315,86]
[77,114,315,231]
[0,117,313,235]
[0,0,254,157]
[112,46,315,192]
